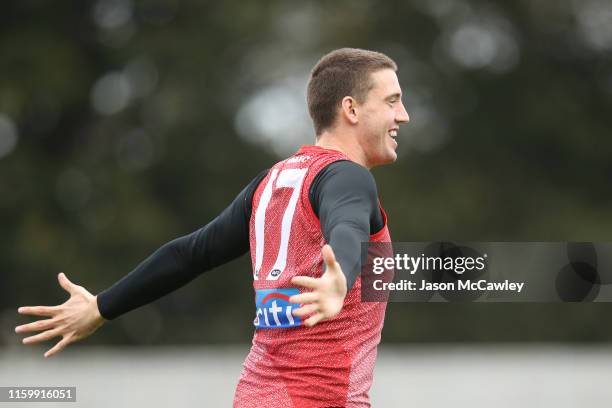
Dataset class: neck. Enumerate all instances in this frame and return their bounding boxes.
[315,132,369,168]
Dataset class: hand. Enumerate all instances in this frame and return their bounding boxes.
[290,244,348,327]
[15,273,106,358]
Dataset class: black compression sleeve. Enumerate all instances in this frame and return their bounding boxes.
[310,161,381,290]
[96,169,268,320]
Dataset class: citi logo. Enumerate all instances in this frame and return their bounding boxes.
[254,288,302,329]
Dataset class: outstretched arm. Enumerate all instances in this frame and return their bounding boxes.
[15,169,268,357]
[97,169,267,320]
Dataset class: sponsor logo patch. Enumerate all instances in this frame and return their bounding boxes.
[254,288,302,329]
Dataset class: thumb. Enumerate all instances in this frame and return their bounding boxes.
[58,272,76,295]
[322,245,339,272]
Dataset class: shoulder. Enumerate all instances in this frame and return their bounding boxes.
[316,160,377,193]
[245,168,270,195]
[310,160,378,208]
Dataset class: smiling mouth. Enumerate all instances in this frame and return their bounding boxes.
[388,128,398,137]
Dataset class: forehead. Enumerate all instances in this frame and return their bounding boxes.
[367,69,401,97]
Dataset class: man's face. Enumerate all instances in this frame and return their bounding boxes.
[356,69,410,167]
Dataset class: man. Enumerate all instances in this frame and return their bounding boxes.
[16,48,409,407]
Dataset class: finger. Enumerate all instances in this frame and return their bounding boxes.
[17,306,58,317]
[44,336,71,358]
[291,276,319,289]
[58,273,77,295]
[322,244,338,269]
[22,328,62,345]
[289,292,319,304]
[304,312,325,327]
[292,303,319,317]
[15,318,56,334]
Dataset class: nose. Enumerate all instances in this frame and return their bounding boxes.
[396,101,410,124]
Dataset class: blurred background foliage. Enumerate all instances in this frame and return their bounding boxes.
[1,0,612,347]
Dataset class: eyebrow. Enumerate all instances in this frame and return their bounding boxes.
[384,92,402,101]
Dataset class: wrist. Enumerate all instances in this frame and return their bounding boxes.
[93,295,107,325]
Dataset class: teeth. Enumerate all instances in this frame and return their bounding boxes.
[389,130,397,137]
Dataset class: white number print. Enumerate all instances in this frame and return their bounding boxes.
[253,168,307,280]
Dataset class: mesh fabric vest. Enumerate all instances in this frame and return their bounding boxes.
[234,145,391,408]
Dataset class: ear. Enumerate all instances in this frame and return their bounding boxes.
[340,96,359,125]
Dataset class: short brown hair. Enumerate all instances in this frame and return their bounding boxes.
[307,48,397,136]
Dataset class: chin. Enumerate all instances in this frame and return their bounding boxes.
[370,151,397,168]
[385,153,398,164]
[384,147,398,163]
